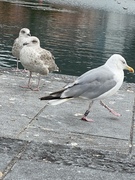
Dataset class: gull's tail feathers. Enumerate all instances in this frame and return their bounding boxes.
[40,88,73,105]
[40,89,65,100]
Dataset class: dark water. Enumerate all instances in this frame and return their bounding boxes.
[0,0,135,82]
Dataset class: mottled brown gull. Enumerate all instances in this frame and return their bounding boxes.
[12,28,31,71]
[20,36,59,90]
[40,54,134,122]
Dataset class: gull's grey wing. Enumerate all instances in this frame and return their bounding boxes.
[61,65,117,99]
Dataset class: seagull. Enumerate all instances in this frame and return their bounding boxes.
[12,28,31,71]
[20,36,59,90]
[40,54,134,122]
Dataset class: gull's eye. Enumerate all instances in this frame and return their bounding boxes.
[21,30,25,34]
[122,60,126,64]
[32,40,37,43]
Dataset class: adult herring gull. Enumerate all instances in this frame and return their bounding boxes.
[20,36,59,90]
[40,54,134,122]
[12,28,31,71]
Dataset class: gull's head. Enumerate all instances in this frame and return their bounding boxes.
[19,28,31,37]
[23,36,40,47]
[106,54,134,73]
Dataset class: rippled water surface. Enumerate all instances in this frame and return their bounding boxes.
[0,0,135,82]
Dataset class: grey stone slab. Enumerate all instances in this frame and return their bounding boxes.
[19,141,135,173]
[0,154,11,172]
[131,119,135,156]
[3,160,135,180]
[129,96,135,156]
[19,128,129,153]
[1,138,135,179]
[0,73,50,138]
[0,137,26,171]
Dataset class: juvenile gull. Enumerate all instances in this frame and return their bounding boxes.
[40,54,134,122]
[12,28,31,71]
[20,36,59,90]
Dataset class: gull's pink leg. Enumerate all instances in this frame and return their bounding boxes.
[81,101,94,122]
[20,71,32,89]
[100,100,121,117]
[31,75,41,91]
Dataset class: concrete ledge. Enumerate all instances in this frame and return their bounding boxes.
[0,69,135,179]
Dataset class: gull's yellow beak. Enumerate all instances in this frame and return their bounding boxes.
[127,65,134,73]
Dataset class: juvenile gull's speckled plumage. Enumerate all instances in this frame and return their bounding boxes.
[40,54,134,121]
[12,28,31,70]
[20,36,59,90]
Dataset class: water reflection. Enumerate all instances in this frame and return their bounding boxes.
[0,0,135,82]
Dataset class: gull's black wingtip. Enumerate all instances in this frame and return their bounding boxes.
[39,96,50,100]
[39,97,43,100]
[40,95,60,100]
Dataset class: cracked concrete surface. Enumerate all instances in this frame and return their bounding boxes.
[0,70,135,179]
